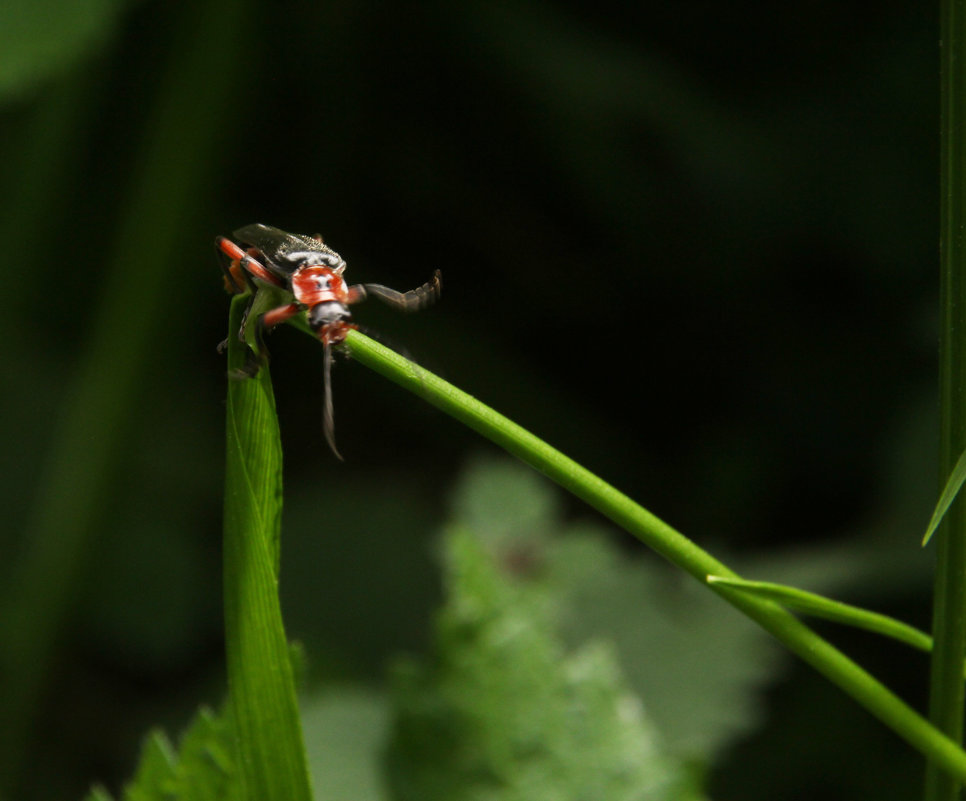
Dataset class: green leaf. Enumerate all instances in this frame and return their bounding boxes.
[385,524,701,801]
[550,536,781,759]
[922,447,966,546]
[301,688,390,801]
[0,0,132,101]
[81,706,237,801]
[222,293,312,801]
[450,456,781,760]
[81,294,310,801]
[0,0,247,788]
[449,456,560,550]
[706,576,932,653]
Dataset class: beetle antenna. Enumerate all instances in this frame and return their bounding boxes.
[323,342,344,461]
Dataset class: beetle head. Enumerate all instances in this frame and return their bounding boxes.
[308,301,351,335]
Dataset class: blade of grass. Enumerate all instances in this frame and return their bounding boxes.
[922,447,966,547]
[706,576,932,653]
[223,294,312,801]
[928,0,966,796]
[337,328,966,783]
[0,0,246,789]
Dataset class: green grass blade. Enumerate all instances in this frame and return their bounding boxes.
[0,0,245,788]
[923,447,966,546]
[706,576,933,653]
[223,294,312,801]
[929,0,966,795]
[338,328,966,783]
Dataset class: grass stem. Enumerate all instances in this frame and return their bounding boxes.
[343,328,966,783]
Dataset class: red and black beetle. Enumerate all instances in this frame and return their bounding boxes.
[217,223,441,458]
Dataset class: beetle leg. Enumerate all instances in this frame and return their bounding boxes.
[349,269,441,311]
[216,237,285,288]
[215,239,273,351]
[261,302,302,329]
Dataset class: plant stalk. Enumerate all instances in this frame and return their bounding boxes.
[342,329,966,784]
[925,0,966,797]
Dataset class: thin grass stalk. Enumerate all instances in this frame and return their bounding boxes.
[341,329,966,782]
[925,0,966,797]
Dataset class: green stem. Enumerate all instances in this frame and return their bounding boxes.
[706,576,934,654]
[342,328,966,783]
[927,0,966,796]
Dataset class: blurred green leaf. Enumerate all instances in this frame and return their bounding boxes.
[449,456,560,550]
[0,0,133,101]
[385,521,700,801]
[547,533,781,760]
[301,688,390,801]
[446,456,782,760]
[0,0,248,790]
[82,706,237,801]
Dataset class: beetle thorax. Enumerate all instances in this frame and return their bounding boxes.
[292,266,348,306]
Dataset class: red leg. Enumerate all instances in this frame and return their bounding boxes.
[216,239,257,351]
[262,302,302,329]
[215,238,250,295]
[216,236,285,288]
[216,236,295,354]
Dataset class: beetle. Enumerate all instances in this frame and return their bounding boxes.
[217,223,442,458]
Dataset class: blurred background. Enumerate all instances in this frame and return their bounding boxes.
[0,0,940,799]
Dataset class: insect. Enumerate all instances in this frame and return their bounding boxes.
[217,223,442,459]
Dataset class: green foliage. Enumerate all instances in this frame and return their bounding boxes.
[0,0,248,792]
[386,526,695,801]
[548,537,778,759]
[448,457,780,759]
[0,0,133,100]
[301,688,391,801]
[0,0,949,798]
[81,451,966,800]
[222,294,313,801]
[344,329,966,783]
[83,707,236,801]
[385,458,712,801]
[76,293,315,801]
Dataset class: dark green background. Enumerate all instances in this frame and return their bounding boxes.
[0,1,939,798]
